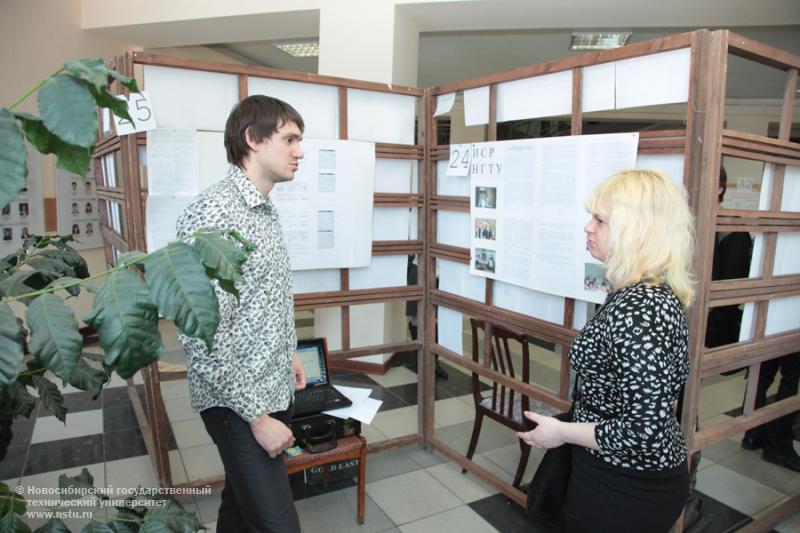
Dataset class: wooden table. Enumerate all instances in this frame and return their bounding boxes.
[284,435,367,524]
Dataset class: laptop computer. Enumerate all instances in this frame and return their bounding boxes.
[292,338,353,417]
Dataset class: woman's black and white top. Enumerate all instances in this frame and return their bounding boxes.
[569,283,690,471]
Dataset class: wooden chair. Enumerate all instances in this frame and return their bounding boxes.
[466,319,559,488]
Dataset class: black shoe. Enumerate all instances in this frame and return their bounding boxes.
[741,434,764,451]
[762,448,800,472]
[434,361,449,381]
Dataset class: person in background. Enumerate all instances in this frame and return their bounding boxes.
[518,169,694,532]
[176,95,307,532]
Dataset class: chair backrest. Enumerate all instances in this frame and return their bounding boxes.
[470,319,531,428]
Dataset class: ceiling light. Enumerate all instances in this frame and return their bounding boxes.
[273,39,319,58]
[571,32,631,51]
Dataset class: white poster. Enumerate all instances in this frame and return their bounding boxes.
[146,129,200,196]
[271,139,375,270]
[468,133,639,304]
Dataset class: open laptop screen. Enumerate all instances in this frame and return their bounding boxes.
[297,341,328,387]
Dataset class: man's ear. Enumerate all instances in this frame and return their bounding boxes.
[244,127,260,151]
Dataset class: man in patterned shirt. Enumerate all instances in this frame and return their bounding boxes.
[176,95,307,532]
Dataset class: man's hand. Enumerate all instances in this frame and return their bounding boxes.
[250,413,295,458]
[292,351,306,390]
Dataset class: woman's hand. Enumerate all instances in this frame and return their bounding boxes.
[516,411,567,448]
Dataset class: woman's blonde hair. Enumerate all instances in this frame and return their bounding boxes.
[586,168,696,308]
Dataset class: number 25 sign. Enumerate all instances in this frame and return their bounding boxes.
[113,91,157,135]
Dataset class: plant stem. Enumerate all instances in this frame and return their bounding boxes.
[7,68,64,110]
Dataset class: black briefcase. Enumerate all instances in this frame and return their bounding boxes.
[289,413,361,453]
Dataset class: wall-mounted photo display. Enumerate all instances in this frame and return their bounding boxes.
[0,146,45,255]
[56,167,102,250]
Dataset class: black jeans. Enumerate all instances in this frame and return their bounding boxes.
[200,406,300,533]
[744,352,800,452]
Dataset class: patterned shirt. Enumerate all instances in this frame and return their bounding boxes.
[176,166,297,422]
[569,283,690,471]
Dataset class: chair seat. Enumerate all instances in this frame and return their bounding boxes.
[479,395,563,424]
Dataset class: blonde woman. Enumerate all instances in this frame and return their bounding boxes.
[518,169,695,532]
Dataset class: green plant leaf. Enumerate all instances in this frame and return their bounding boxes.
[0,303,25,386]
[31,375,65,423]
[63,59,109,92]
[0,109,28,210]
[37,74,97,149]
[67,358,108,400]
[52,137,93,177]
[38,248,90,278]
[84,270,163,380]
[14,112,52,153]
[59,467,102,501]
[88,85,132,123]
[0,481,26,515]
[118,251,147,272]
[0,511,30,533]
[192,232,248,299]
[26,294,82,380]
[45,276,83,298]
[144,243,219,351]
[26,257,76,278]
[140,499,202,533]
[108,511,140,533]
[8,383,36,418]
[226,229,256,252]
[33,518,71,533]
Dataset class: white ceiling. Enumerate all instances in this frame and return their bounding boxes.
[118,1,800,97]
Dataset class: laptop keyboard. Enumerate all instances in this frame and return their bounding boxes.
[296,388,340,408]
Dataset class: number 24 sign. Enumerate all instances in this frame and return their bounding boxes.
[446,143,471,176]
[112,91,157,135]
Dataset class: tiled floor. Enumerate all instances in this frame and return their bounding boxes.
[3,327,799,532]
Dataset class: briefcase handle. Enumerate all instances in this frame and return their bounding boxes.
[301,419,338,453]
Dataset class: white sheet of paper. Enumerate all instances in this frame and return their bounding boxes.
[437,160,470,196]
[373,208,412,240]
[145,195,195,252]
[349,255,407,290]
[146,129,199,196]
[464,86,490,126]
[446,143,471,176]
[765,295,800,336]
[434,92,456,116]
[375,159,415,194]
[248,77,339,139]
[497,70,572,122]
[582,63,615,113]
[197,131,230,191]
[323,386,382,424]
[143,65,239,130]
[271,139,375,270]
[292,269,341,294]
[113,92,157,135]
[347,89,416,144]
[782,164,800,212]
[493,281,565,323]
[436,210,470,248]
[636,153,685,185]
[438,259,485,302]
[437,306,464,355]
[615,48,691,110]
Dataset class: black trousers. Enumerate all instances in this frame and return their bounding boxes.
[200,406,300,533]
[559,446,689,533]
[744,352,800,452]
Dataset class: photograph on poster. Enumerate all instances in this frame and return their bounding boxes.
[474,247,496,273]
[3,228,12,241]
[584,262,611,292]
[1,205,9,216]
[71,224,80,237]
[85,202,93,214]
[474,218,496,240]
[19,203,28,217]
[20,227,30,239]
[86,222,94,236]
[475,186,497,208]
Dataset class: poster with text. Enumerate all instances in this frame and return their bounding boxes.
[468,133,639,304]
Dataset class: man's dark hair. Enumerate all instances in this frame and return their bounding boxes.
[718,165,728,203]
[224,95,305,168]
